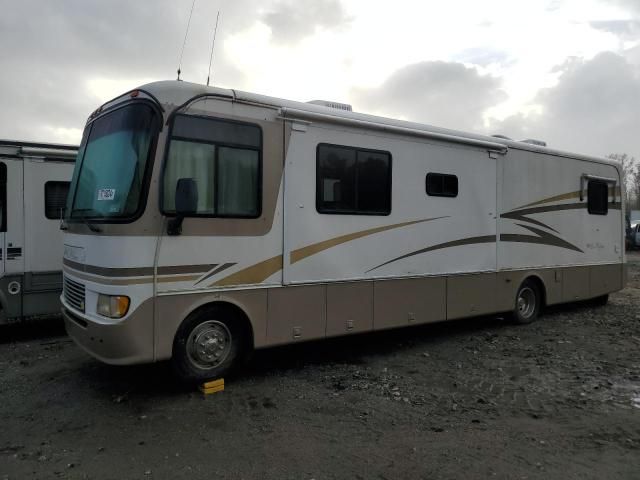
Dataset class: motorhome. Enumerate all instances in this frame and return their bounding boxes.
[61,81,625,383]
[1,140,77,323]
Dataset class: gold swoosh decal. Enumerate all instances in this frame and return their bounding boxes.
[212,217,447,287]
[516,190,581,210]
[212,255,283,287]
[367,235,497,273]
[290,216,447,264]
[515,186,620,210]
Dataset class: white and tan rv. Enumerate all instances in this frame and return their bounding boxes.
[0,140,77,323]
[61,81,625,382]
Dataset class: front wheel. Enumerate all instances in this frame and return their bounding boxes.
[590,294,609,307]
[511,280,541,324]
[172,305,249,384]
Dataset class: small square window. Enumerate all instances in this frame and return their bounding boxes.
[426,173,458,197]
[45,181,70,219]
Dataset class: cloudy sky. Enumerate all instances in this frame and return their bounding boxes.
[1,0,638,162]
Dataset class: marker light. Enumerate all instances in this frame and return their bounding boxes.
[97,294,130,319]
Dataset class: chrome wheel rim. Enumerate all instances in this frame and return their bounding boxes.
[517,287,536,319]
[187,320,232,370]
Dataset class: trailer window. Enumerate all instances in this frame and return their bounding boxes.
[44,181,70,219]
[316,144,391,215]
[426,173,458,197]
[587,180,608,215]
[163,115,262,218]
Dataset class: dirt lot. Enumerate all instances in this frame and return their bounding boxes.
[1,254,639,480]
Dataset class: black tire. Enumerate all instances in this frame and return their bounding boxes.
[590,294,609,307]
[172,305,249,385]
[511,279,541,324]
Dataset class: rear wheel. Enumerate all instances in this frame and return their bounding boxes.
[511,280,541,324]
[590,294,609,307]
[172,305,249,384]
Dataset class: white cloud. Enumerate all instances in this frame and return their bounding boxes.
[85,77,157,103]
[42,126,84,146]
[260,0,351,44]
[490,52,640,158]
[0,0,636,158]
[351,61,505,132]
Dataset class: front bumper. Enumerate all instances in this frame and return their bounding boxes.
[63,301,154,365]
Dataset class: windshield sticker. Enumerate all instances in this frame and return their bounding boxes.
[97,189,116,201]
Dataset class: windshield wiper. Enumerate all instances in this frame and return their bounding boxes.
[81,216,102,233]
[71,209,103,233]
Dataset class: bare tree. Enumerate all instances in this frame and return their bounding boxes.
[631,163,640,210]
[607,153,637,207]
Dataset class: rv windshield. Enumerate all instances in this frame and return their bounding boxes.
[68,103,159,220]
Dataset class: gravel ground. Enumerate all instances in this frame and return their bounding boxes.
[1,253,639,480]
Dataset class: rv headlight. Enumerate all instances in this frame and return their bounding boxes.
[97,294,130,319]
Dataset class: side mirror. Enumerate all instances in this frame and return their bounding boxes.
[168,178,198,236]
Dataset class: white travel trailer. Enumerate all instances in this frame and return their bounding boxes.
[0,140,77,323]
[61,81,625,383]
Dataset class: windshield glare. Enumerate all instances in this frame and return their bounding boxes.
[68,103,158,220]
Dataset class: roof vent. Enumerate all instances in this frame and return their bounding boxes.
[307,100,352,112]
[520,138,547,147]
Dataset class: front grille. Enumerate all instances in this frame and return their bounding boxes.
[63,276,86,313]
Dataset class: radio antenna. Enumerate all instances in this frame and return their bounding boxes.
[177,0,197,81]
[207,11,221,86]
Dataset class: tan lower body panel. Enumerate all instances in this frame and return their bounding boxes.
[589,264,623,298]
[447,272,497,320]
[562,266,592,302]
[267,285,326,345]
[151,263,624,362]
[374,277,446,330]
[327,282,373,337]
[64,298,155,365]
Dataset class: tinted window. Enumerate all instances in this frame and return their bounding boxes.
[426,173,458,197]
[317,144,391,215]
[172,115,261,148]
[163,115,262,218]
[68,103,159,220]
[45,181,70,219]
[587,180,608,215]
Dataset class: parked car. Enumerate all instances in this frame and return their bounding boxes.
[631,223,640,250]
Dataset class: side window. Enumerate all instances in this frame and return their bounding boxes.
[426,173,458,197]
[162,115,262,218]
[316,144,391,215]
[587,180,608,215]
[44,181,71,219]
[0,162,6,232]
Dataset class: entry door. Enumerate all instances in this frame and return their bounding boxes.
[0,162,6,277]
[23,158,73,274]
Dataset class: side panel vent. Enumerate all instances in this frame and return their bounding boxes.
[520,138,547,147]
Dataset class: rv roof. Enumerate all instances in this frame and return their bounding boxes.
[0,139,77,151]
[0,139,78,162]
[118,80,618,169]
